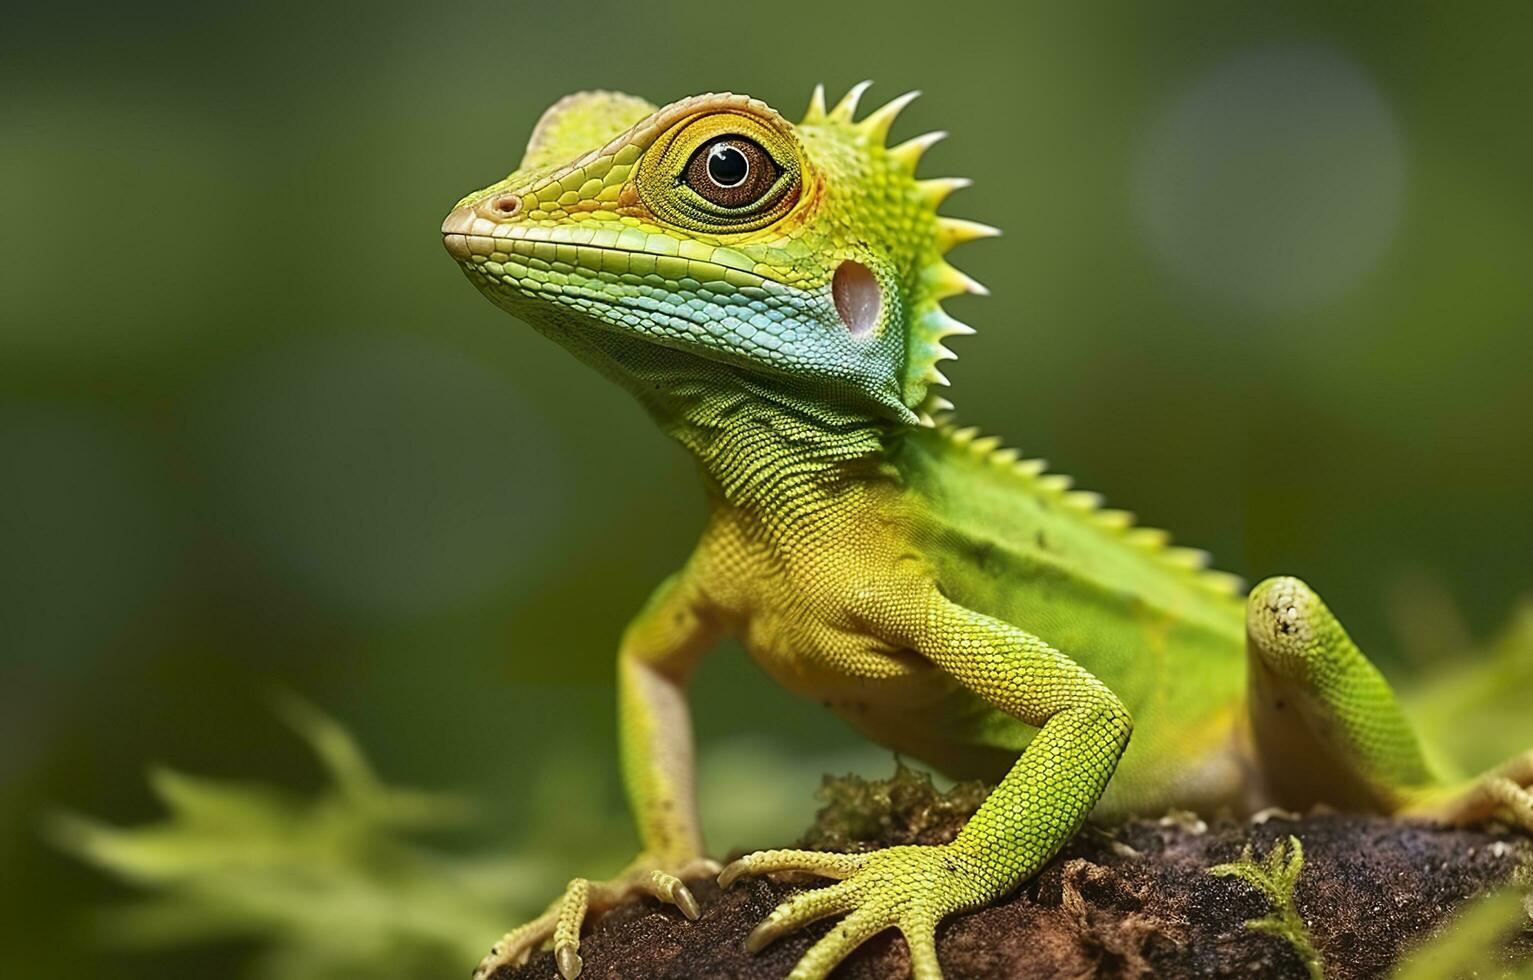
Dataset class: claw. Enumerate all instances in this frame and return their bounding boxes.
[729,844,997,979]
[718,859,747,889]
[645,870,702,919]
[745,918,780,954]
[673,882,701,920]
[555,944,582,980]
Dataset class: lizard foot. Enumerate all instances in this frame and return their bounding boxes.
[1405,748,1533,833]
[719,844,998,980]
[473,854,719,980]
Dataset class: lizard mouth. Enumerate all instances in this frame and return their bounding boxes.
[440,206,770,286]
[439,205,843,385]
[440,208,776,300]
[443,213,834,383]
[441,205,487,262]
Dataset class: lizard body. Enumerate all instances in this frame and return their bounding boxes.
[442,85,1533,980]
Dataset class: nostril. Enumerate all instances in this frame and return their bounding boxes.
[489,194,521,216]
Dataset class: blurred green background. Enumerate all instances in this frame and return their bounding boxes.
[3,1,1532,976]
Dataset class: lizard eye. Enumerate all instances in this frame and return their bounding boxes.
[637,109,803,232]
[685,138,779,208]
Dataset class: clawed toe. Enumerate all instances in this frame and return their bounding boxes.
[725,843,994,980]
[645,869,701,919]
[719,848,867,888]
[1406,762,1533,833]
[1484,776,1533,831]
[475,857,718,980]
[747,880,860,952]
[474,908,556,979]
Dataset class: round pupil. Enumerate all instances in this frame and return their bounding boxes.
[706,143,750,187]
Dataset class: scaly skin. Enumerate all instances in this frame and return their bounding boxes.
[441,84,1533,980]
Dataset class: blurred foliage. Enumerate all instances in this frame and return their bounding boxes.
[4,1,1533,977]
[50,698,517,980]
[1389,887,1533,980]
[1406,599,1533,777]
[50,699,890,978]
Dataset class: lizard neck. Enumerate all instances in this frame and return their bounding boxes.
[583,333,901,527]
[661,375,896,524]
[537,323,910,538]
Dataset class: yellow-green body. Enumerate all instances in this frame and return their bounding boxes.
[443,85,1533,980]
[891,426,1249,811]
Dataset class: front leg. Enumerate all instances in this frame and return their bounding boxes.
[722,585,1133,980]
[476,567,722,980]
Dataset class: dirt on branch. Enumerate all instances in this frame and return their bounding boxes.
[494,767,1533,980]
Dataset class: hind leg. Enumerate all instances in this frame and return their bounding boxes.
[1246,576,1533,830]
[1244,576,1442,813]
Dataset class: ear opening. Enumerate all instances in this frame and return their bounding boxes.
[833,260,882,338]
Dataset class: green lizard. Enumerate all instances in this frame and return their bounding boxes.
[441,84,1533,980]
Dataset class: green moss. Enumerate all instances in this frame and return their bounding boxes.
[798,761,990,852]
[1211,835,1324,980]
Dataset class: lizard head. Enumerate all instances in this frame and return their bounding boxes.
[442,84,994,425]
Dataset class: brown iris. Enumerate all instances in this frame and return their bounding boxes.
[684,137,780,209]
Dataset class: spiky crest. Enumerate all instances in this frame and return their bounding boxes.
[869,100,1236,591]
[930,418,1246,596]
[801,83,995,422]
[804,83,828,122]
[829,79,874,121]
[888,130,947,169]
[861,90,922,141]
[792,86,1225,600]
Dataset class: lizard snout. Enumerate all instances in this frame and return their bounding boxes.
[441,193,523,262]
[440,205,475,261]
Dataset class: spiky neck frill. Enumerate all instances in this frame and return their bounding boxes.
[794,81,999,420]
